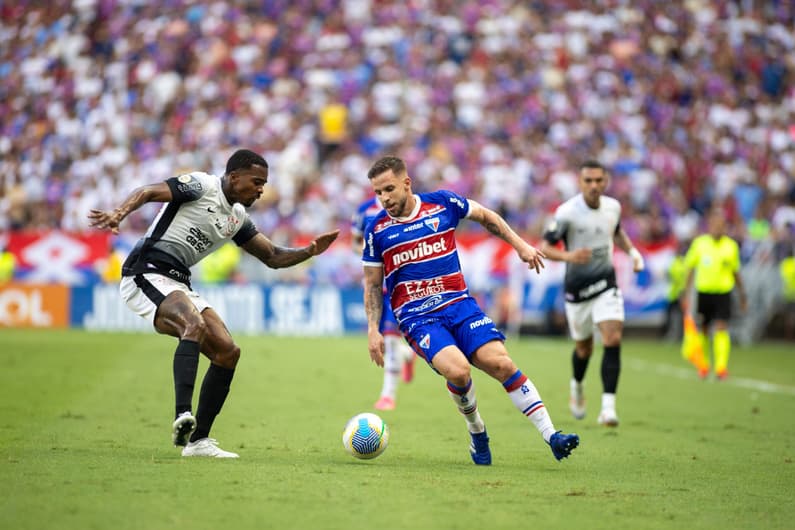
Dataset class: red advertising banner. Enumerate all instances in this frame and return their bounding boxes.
[6,231,110,284]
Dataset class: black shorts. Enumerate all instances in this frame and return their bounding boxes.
[696,292,732,327]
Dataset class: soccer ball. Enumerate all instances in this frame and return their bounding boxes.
[342,412,389,459]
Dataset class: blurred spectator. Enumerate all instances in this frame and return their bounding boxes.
[0,242,15,283]
[0,0,792,288]
[779,249,795,340]
[661,239,690,341]
[97,240,124,284]
[197,241,242,284]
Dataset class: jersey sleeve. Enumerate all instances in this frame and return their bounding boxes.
[165,172,208,203]
[439,190,471,219]
[232,218,258,246]
[684,238,701,269]
[361,218,382,266]
[543,208,569,245]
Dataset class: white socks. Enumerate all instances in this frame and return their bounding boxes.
[446,379,486,434]
[503,371,556,442]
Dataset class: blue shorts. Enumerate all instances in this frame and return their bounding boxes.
[400,297,505,364]
[381,291,400,336]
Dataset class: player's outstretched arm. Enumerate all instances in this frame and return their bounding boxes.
[242,230,340,269]
[540,241,592,264]
[363,265,386,367]
[87,182,172,234]
[467,200,546,274]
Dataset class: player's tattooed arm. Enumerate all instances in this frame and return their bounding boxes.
[88,182,172,234]
[363,265,386,366]
[243,230,339,269]
[468,200,546,274]
[363,266,384,330]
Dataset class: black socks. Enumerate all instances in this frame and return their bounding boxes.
[601,345,621,394]
[572,349,590,383]
[191,363,235,442]
[173,340,200,417]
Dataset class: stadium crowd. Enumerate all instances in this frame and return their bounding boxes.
[1,0,794,265]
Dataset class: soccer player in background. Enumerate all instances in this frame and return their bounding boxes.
[540,160,645,427]
[362,156,579,465]
[352,196,416,410]
[681,209,747,380]
[88,149,339,457]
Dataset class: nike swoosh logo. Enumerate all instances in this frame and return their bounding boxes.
[207,207,216,213]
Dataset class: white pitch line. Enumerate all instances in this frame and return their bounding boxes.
[627,358,795,397]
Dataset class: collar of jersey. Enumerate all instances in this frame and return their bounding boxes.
[578,193,601,210]
[387,194,422,222]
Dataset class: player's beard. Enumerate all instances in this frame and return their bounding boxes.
[389,196,409,217]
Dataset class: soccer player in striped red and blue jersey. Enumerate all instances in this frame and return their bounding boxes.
[361,156,579,464]
[352,197,416,410]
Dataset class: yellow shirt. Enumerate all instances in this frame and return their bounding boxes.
[318,103,348,143]
[100,251,123,283]
[0,251,15,283]
[684,234,740,294]
[667,255,687,301]
[781,257,795,302]
[200,242,241,284]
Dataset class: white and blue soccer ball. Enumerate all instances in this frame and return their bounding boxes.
[342,412,389,459]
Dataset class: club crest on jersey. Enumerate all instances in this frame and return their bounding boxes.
[419,334,431,349]
[214,216,240,236]
[424,218,440,232]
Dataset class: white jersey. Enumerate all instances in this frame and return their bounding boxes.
[122,171,258,285]
[543,193,621,302]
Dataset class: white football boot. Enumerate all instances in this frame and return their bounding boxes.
[598,393,619,427]
[569,379,586,420]
[181,438,239,458]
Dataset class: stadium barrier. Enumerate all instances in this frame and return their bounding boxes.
[1,230,674,334]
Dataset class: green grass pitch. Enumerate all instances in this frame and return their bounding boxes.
[1,329,793,530]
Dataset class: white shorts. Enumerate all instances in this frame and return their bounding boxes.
[119,273,211,326]
[564,287,625,341]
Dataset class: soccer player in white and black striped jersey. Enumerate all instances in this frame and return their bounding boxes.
[541,160,645,427]
[88,149,339,457]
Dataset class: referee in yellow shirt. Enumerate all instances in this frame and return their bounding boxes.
[682,209,747,380]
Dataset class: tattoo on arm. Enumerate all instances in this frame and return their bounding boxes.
[263,245,314,269]
[364,283,383,329]
[484,220,502,237]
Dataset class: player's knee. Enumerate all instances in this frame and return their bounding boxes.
[602,331,623,346]
[182,316,208,343]
[444,363,471,387]
[215,344,240,369]
[484,355,517,381]
[575,344,593,358]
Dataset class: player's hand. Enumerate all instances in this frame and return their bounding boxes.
[629,248,645,272]
[310,230,340,256]
[519,244,546,274]
[87,209,123,234]
[568,248,592,264]
[367,330,385,367]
